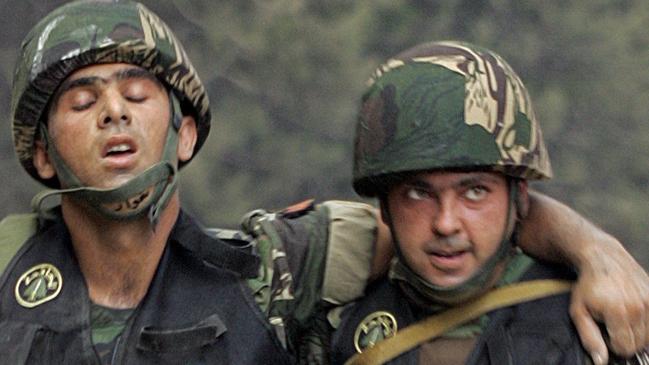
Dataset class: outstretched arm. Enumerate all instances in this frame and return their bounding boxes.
[517,190,649,364]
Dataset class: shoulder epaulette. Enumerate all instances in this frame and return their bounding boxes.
[203,228,253,248]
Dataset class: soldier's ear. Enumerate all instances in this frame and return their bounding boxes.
[177,115,197,162]
[33,139,56,180]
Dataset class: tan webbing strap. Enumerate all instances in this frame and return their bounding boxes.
[0,213,38,276]
[345,279,572,365]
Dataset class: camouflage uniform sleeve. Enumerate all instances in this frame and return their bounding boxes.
[241,200,378,360]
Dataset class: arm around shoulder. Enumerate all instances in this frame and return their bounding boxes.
[516,190,649,364]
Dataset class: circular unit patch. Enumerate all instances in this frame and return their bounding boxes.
[15,263,63,308]
[354,311,398,353]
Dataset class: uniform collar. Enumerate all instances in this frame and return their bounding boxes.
[168,210,260,278]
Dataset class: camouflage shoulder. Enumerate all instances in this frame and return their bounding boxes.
[237,207,294,349]
[240,199,316,235]
[239,200,330,352]
[239,205,299,313]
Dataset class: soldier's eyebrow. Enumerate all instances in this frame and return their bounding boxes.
[404,179,433,191]
[113,67,164,90]
[456,173,501,188]
[56,76,103,96]
[404,173,502,191]
[56,67,162,97]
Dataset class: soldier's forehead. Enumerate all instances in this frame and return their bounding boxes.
[62,63,158,84]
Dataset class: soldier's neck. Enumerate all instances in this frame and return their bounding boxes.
[61,194,180,309]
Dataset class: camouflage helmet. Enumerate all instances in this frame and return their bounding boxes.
[11,0,210,187]
[353,41,552,197]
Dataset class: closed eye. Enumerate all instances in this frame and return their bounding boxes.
[125,95,147,103]
[71,101,95,111]
[69,91,96,111]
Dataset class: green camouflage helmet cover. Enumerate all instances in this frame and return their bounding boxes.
[353,41,552,197]
[11,0,210,187]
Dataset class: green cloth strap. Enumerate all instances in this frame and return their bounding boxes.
[31,160,176,223]
[345,279,573,365]
[0,213,38,276]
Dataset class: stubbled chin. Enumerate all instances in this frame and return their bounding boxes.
[82,170,140,190]
[424,272,469,287]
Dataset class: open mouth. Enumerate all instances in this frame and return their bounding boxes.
[432,250,466,258]
[427,250,469,270]
[102,138,138,159]
[105,143,134,157]
[101,138,139,169]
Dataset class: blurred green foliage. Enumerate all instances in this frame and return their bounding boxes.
[0,0,647,268]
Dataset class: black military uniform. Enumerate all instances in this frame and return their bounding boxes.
[0,211,291,364]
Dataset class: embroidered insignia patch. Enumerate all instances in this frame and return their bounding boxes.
[354,311,398,353]
[15,263,63,308]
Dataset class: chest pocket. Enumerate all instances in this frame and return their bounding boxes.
[0,320,48,364]
[509,324,582,364]
[136,313,227,353]
[481,321,584,365]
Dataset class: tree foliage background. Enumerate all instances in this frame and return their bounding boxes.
[0,0,647,268]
